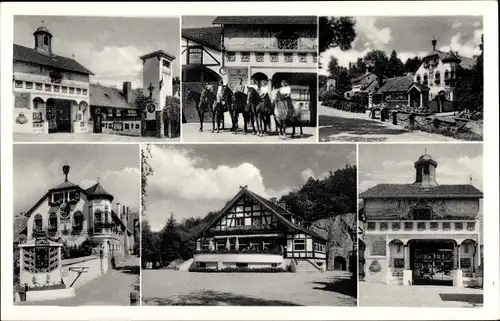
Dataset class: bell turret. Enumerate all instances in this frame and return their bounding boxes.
[413,150,439,188]
[33,22,53,55]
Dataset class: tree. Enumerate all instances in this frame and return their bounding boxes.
[363,50,389,77]
[335,69,352,95]
[141,144,154,215]
[159,213,182,265]
[385,50,405,78]
[319,16,356,53]
[280,165,357,222]
[403,56,422,74]
[327,56,340,77]
[140,219,159,268]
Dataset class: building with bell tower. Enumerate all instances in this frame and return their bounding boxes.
[359,151,483,288]
[140,50,176,121]
[33,24,53,55]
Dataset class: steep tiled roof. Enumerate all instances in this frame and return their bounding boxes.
[409,83,430,92]
[352,72,374,84]
[49,181,78,191]
[377,75,414,93]
[423,49,476,70]
[360,184,484,199]
[85,182,114,201]
[363,80,379,93]
[139,50,176,62]
[213,16,317,25]
[182,26,222,50]
[89,83,137,109]
[13,44,93,75]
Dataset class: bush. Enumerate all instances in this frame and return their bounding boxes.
[188,266,287,273]
[164,96,181,137]
[61,239,96,260]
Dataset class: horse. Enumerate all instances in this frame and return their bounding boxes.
[185,88,204,131]
[200,87,218,133]
[211,86,231,133]
[247,87,272,136]
[231,90,253,134]
[274,91,303,138]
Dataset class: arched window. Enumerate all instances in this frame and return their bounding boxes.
[34,214,43,231]
[444,70,450,85]
[435,71,441,85]
[73,211,84,231]
[43,35,49,46]
[48,213,58,232]
[104,211,110,224]
[416,74,421,84]
[423,74,428,85]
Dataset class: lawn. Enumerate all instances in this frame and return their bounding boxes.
[319,115,409,136]
[142,270,357,306]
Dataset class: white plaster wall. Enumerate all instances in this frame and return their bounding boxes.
[61,256,102,290]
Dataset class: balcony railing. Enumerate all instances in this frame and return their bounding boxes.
[365,220,478,233]
[195,247,283,255]
[211,224,276,232]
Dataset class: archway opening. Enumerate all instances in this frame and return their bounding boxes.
[408,239,456,286]
[46,98,76,133]
[334,256,347,271]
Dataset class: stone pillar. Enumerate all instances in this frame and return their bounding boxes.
[404,244,410,269]
[385,237,391,284]
[457,244,461,269]
[408,113,416,130]
[392,111,398,125]
[196,239,201,251]
[403,243,412,286]
[155,110,164,139]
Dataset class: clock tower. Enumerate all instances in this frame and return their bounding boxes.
[140,50,176,121]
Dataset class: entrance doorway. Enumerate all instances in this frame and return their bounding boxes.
[46,99,73,133]
[410,240,454,286]
[334,256,347,270]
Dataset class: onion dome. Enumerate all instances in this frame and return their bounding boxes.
[415,152,438,168]
[85,182,114,202]
[442,50,461,64]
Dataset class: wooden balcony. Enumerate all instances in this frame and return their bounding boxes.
[365,220,478,234]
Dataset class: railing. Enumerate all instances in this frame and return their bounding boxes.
[365,220,478,233]
[13,72,89,90]
[211,225,276,232]
[225,51,317,64]
[195,248,283,255]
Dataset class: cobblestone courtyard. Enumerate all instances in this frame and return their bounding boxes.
[14,133,180,143]
[359,282,483,307]
[142,270,356,306]
[319,105,457,142]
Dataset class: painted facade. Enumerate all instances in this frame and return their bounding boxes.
[13,26,92,134]
[359,153,483,287]
[15,164,134,278]
[193,187,327,271]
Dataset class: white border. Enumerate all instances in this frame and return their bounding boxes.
[1,1,499,320]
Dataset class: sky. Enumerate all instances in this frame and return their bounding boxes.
[143,144,356,231]
[14,16,180,88]
[320,16,483,75]
[182,16,217,28]
[358,144,483,193]
[13,145,140,215]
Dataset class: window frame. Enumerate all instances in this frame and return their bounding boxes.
[293,239,306,251]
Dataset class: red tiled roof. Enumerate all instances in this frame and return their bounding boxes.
[13,44,93,75]
[182,26,222,50]
[90,83,137,109]
[377,75,414,93]
[213,16,317,25]
[360,184,484,199]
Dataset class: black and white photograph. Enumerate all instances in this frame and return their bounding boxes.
[318,16,484,142]
[12,16,181,142]
[141,144,357,306]
[12,145,141,305]
[181,16,318,142]
[358,144,483,307]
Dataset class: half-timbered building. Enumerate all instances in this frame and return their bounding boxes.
[193,187,327,272]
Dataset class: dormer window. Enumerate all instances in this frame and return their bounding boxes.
[52,192,63,203]
[94,210,103,223]
[162,59,170,68]
[416,75,421,84]
[69,190,76,201]
[34,214,43,232]
[48,213,58,232]
[423,74,428,85]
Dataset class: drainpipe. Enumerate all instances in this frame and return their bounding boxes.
[219,24,226,77]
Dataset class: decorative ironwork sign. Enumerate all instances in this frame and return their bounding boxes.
[146,103,156,113]
[16,113,28,124]
[15,93,30,109]
[394,258,405,269]
[33,112,43,123]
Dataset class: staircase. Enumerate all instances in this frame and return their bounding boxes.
[295,259,321,272]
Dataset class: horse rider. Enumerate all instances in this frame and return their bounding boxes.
[216,80,224,105]
[259,79,270,99]
[279,80,294,111]
[233,78,246,94]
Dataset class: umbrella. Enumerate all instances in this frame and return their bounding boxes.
[235,237,240,251]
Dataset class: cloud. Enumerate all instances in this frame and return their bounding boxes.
[438,29,483,57]
[356,17,392,48]
[452,22,463,29]
[146,146,292,202]
[300,168,315,181]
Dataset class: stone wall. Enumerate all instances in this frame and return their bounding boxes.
[364,198,480,220]
[102,120,141,136]
[310,213,356,271]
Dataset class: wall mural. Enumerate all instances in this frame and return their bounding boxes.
[15,93,30,109]
[367,235,387,256]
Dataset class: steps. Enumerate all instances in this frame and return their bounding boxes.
[295,259,321,272]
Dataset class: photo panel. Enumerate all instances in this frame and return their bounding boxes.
[12,144,141,306]
[12,15,181,143]
[141,143,357,306]
[358,143,483,307]
[181,16,318,142]
[318,16,484,143]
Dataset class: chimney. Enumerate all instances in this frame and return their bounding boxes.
[122,81,133,103]
[469,175,473,185]
[116,202,121,217]
[432,38,437,51]
[270,197,278,205]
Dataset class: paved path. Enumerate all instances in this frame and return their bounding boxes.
[14,133,180,143]
[359,282,483,307]
[318,105,457,142]
[142,269,356,306]
[183,111,316,142]
[19,256,140,306]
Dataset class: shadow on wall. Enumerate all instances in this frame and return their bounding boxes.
[142,290,301,306]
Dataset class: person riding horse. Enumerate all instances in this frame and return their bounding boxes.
[278,80,294,113]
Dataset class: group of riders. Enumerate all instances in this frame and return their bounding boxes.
[189,76,300,137]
